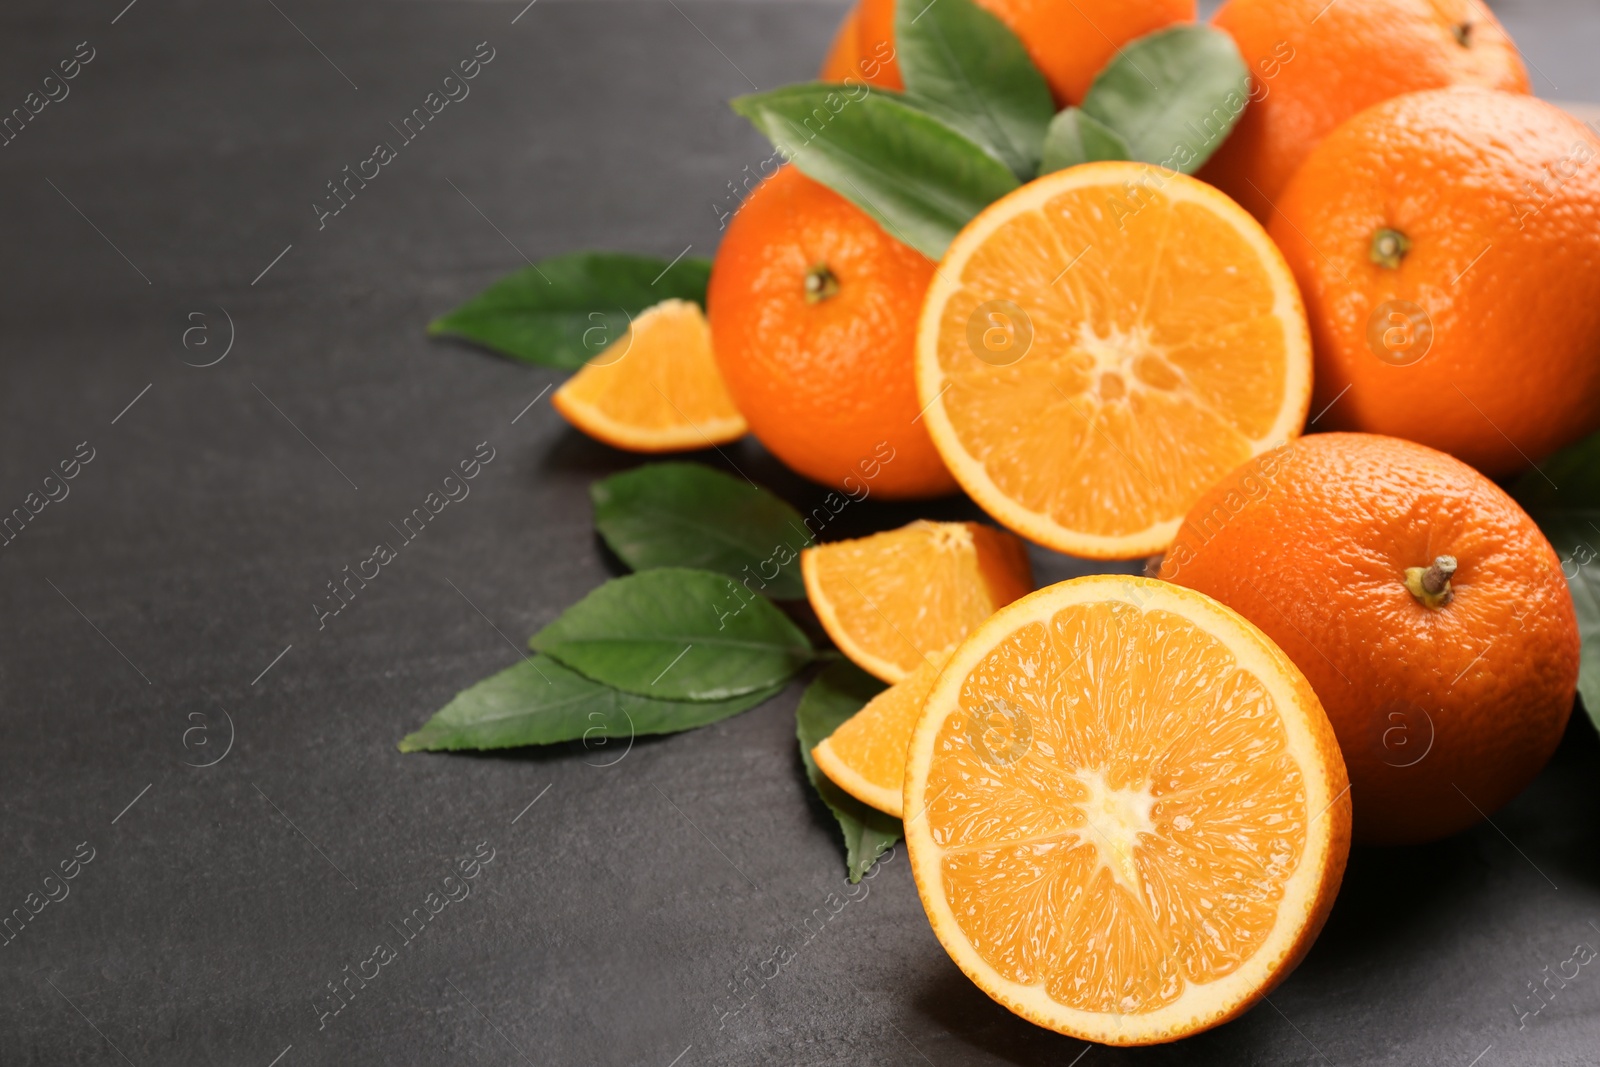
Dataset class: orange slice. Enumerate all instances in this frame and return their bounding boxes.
[802,520,1033,683]
[551,299,747,452]
[915,162,1311,559]
[903,575,1350,1045]
[812,647,954,817]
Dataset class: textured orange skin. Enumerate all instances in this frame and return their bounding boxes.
[1202,0,1528,222]
[819,7,862,81]
[708,167,957,499]
[1269,89,1600,478]
[1159,433,1578,845]
[856,0,1195,107]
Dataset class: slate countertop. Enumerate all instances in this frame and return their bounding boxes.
[1,1,1598,1064]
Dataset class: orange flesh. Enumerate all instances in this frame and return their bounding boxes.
[552,299,746,451]
[923,599,1307,1012]
[803,521,1033,683]
[920,164,1310,557]
[812,648,953,816]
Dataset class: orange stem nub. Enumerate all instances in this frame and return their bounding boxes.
[1404,554,1457,608]
[1370,228,1412,270]
[804,263,840,304]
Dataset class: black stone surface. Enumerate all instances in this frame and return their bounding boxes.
[0,1,1598,1064]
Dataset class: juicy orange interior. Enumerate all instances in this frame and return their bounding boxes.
[819,648,952,810]
[922,599,1307,1014]
[936,186,1290,538]
[561,300,739,430]
[810,522,1028,677]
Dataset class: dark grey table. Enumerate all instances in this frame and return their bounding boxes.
[2,1,1598,1064]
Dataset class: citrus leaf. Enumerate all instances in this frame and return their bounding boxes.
[1512,431,1600,733]
[731,84,1019,259]
[592,463,810,600]
[1038,107,1131,174]
[1080,25,1249,174]
[894,0,1054,180]
[428,251,712,369]
[796,661,901,883]
[398,655,786,752]
[529,568,813,701]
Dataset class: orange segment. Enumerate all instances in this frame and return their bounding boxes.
[802,520,1033,683]
[551,299,747,452]
[812,647,954,817]
[903,575,1349,1045]
[915,162,1312,559]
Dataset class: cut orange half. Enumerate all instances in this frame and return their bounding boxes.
[812,647,954,818]
[802,520,1033,684]
[552,299,747,452]
[904,575,1350,1045]
[915,162,1312,559]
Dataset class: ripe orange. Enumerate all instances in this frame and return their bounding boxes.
[708,166,957,498]
[819,6,862,81]
[1159,433,1579,845]
[812,647,953,817]
[903,575,1350,1043]
[855,0,1195,107]
[916,161,1311,559]
[551,299,746,452]
[1270,88,1600,479]
[1203,0,1528,222]
[802,520,1033,683]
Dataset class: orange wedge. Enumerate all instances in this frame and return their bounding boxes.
[915,162,1312,559]
[904,575,1350,1045]
[812,647,954,817]
[802,520,1033,684]
[551,299,747,452]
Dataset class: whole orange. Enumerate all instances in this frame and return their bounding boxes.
[1270,88,1600,478]
[1202,0,1528,221]
[1158,433,1578,845]
[819,6,862,81]
[854,0,1194,107]
[708,167,957,499]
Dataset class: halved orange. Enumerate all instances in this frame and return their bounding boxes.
[551,299,747,452]
[802,520,1033,684]
[904,575,1350,1045]
[915,162,1312,559]
[812,647,953,817]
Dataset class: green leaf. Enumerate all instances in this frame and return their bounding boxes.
[1512,432,1600,734]
[592,463,811,600]
[529,568,813,701]
[428,251,712,369]
[398,655,785,752]
[1038,107,1131,174]
[797,661,901,882]
[731,84,1019,259]
[893,0,1054,180]
[1080,25,1249,175]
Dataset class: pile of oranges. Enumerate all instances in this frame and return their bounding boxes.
[548,0,1596,1047]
